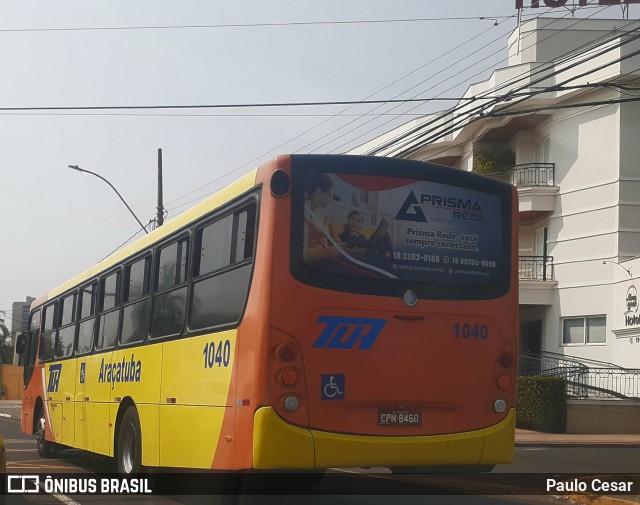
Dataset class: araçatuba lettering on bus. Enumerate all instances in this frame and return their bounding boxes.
[98,355,142,389]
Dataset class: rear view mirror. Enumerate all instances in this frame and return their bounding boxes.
[15,333,28,355]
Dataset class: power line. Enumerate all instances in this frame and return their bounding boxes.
[364,9,635,158]
[0,16,516,34]
[319,8,589,155]
[164,16,518,209]
[358,10,618,156]
[0,97,484,113]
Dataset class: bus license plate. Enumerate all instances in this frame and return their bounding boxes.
[378,408,421,426]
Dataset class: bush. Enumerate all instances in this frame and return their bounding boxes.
[516,376,567,433]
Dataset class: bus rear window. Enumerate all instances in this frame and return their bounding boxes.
[298,171,505,288]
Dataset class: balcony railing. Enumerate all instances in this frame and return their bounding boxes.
[519,255,554,281]
[487,163,555,187]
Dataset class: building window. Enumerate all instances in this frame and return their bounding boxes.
[562,316,606,345]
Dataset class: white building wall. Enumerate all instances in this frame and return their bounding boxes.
[353,17,640,370]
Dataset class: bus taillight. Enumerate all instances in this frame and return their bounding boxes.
[275,343,297,362]
[497,374,511,391]
[500,352,514,368]
[280,368,299,386]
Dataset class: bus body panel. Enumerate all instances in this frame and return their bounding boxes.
[159,330,237,468]
[260,155,518,468]
[252,406,516,469]
[300,308,505,436]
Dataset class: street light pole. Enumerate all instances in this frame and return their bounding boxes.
[68,165,149,234]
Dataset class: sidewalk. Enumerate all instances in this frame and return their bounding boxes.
[516,428,640,447]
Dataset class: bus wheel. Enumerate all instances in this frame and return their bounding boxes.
[35,412,54,458]
[116,407,142,474]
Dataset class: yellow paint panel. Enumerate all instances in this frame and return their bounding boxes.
[86,353,112,455]
[74,403,87,450]
[479,409,516,464]
[90,403,112,456]
[138,404,160,467]
[109,345,162,404]
[157,330,237,468]
[50,402,63,442]
[313,410,515,468]
[159,405,227,468]
[161,331,236,406]
[253,407,315,469]
[252,407,515,470]
[44,360,76,446]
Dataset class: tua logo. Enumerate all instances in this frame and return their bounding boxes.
[47,364,62,393]
[313,316,387,350]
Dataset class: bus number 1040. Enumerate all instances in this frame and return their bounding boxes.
[203,340,232,368]
[453,323,489,340]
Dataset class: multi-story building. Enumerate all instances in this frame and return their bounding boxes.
[352,17,640,372]
[10,296,35,340]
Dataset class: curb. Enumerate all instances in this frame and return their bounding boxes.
[567,494,640,505]
[517,442,640,448]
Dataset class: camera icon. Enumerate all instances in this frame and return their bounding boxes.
[7,475,40,493]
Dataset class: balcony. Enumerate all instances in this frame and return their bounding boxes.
[519,255,557,306]
[488,163,559,221]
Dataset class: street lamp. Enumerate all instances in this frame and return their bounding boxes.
[602,260,633,279]
[68,165,148,234]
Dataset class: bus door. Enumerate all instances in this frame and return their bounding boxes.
[19,308,41,434]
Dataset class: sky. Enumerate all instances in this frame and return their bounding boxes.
[2,0,638,331]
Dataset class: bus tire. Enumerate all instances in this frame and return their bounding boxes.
[116,406,142,474]
[35,410,54,458]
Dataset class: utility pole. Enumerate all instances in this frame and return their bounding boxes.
[157,148,164,227]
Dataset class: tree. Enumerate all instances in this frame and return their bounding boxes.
[473,148,515,175]
[0,324,12,364]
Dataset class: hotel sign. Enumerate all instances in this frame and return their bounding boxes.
[517,0,640,8]
[626,285,639,327]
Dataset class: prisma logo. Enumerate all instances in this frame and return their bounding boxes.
[47,364,62,393]
[396,191,427,223]
[313,316,387,350]
[396,191,485,222]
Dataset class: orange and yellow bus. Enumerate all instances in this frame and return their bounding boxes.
[17,154,518,474]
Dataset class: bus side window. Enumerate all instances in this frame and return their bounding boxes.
[20,309,41,367]
[189,204,256,331]
[121,255,151,345]
[55,292,77,359]
[39,302,57,362]
[76,282,97,355]
[96,270,122,350]
[151,238,188,339]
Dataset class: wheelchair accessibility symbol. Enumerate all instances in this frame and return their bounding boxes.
[321,374,345,400]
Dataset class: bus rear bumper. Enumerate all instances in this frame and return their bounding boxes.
[252,407,515,470]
